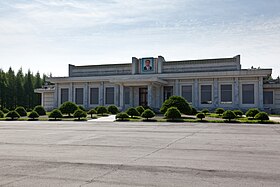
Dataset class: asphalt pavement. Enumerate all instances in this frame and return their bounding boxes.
[0,121,279,187]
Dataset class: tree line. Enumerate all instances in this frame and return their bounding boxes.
[0,67,46,110]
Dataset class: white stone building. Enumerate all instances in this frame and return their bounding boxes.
[35,55,280,113]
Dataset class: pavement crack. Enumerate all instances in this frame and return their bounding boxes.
[132,127,205,162]
[271,126,280,135]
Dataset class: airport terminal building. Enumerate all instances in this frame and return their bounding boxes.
[35,55,280,113]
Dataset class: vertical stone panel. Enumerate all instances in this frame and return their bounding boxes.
[213,78,219,107]
[194,79,199,108]
[234,77,239,108]
[259,77,264,109]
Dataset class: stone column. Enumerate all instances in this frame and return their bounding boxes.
[41,92,44,107]
[234,77,239,108]
[148,84,153,107]
[258,77,264,109]
[131,87,135,106]
[194,79,199,108]
[114,85,119,106]
[55,83,59,108]
[213,78,219,107]
[99,82,104,106]
[155,86,161,108]
[175,80,179,96]
[84,82,89,109]
[69,82,73,102]
[119,84,124,110]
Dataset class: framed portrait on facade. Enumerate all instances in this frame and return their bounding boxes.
[141,58,154,73]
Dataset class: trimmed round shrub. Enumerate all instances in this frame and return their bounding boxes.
[87,109,97,118]
[160,96,192,115]
[73,109,87,120]
[136,106,145,115]
[2,108,9,113]
[34,105,46,116]
[107,105,120,114]
[164,107,181,120]
[233,110,243,117]
[15,106,27,117]
[246,108,260,119]
[215,108,225,115]
[28,111,39,120]
[78,105,86,111]
[222,110,236,121]
[191,107,198,115]
[115,112,130,121]
[96,106,108,115]
[202,108,209,114]
[0,110,4,118]
[49,109,63,120]
[141,109,155,120]
[196,112,205,120]
[255,112,269,121]
[59,101,78,117]
[126,107,140,118]
[6,110,20,120]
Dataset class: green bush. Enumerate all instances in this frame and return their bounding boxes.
[78,105,86,111]
[15,106,27,116]
[6,110,20,120]
[2,108,9,114]
[164,107,181,120]
[96,106,108,115]
[202,108,209,114]
[34,105,46,116]
[28,111,39,120]
[115,112,130,121]
[160,96,192,115]
[73,109,87,120]
[233,110,243,117]
[107,105,120,114]
[87,109,97,118]
[191,107,198,115]
[126,107,140,118]
[0,110,4,118]
[141,109,155,120]
[255,112,269,121]
[59,101,78,117]
[215,108,225,115]
[136,106,145,115]
[196,112,205,120]
[49,109,63,120]
[246,108,260,119]
[222,110,236,121]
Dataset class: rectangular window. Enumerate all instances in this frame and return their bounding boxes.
[163,86,173,101]
[90,88,99,105]
[61,88,69,104]
[105,87,114,104]
[201,85,212,104]
[221,84,232,104]
[242,84,254,104]
[124,87,130,104]
[263,91,273,104]
[75,88,84,105]
[181,85,192,103]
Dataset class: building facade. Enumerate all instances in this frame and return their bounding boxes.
[35,55,280,113]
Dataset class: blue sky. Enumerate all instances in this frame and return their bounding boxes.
[0,0,280,77]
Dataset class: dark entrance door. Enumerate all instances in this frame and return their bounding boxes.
[139,88,148,106]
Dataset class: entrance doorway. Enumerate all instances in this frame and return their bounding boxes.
[139,88,148,106]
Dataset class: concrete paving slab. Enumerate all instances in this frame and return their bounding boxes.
[0,121,279,186]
